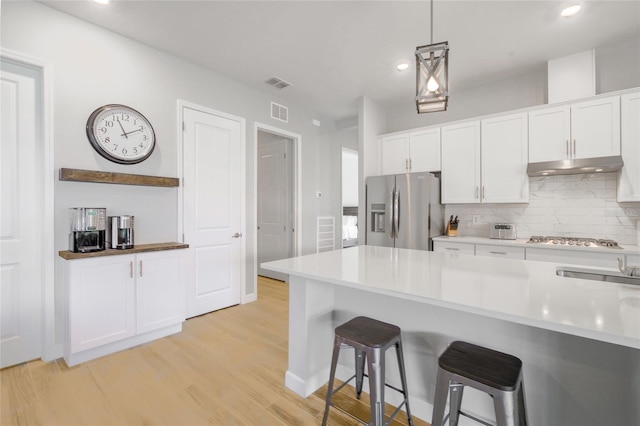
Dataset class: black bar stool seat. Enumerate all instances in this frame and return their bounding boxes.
[431,341,528,426]
[322,316,414,426]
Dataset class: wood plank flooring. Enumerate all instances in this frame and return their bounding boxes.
[1,276,429,425]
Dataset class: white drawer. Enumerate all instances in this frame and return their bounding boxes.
[476,244,525,260]
[434,241,475,255]
[626,254,640,266]
[525,247,621,268]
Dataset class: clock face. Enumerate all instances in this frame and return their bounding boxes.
[86,104,156,164]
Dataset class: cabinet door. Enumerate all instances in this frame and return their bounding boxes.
[617,91,640,202]
[136,251,185,334]
[528,105,571,162]
[571,96,621,159]
[409,128,441,172]
[481,113,529,203]
[381,134,409,175]
[441,121,481,204]
[68,255,136,353]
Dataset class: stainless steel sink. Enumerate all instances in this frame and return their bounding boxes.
[556,267,640,286]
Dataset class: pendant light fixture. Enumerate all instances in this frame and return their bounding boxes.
[415,0,449,113]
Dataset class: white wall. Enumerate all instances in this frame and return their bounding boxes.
[358,96,387,243]
[341,149,358,207]
[385,36,640,134]
[1,1,335,352]
[318,124,358,249]
[445,173,640,245]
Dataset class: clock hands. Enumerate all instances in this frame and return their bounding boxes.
[116,118,128,139]
[121,127,144,137]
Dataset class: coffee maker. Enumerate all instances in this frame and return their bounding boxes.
[69,208,107,252]
[108,215,134,249]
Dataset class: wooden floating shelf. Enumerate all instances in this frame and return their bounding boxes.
[59,168,179,187]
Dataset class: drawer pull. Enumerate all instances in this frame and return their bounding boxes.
[490,251,507,255]
[446,247,460,251]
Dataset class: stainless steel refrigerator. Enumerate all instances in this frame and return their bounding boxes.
[366,172,443,250]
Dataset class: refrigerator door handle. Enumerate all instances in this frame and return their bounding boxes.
[394,189,400,235]
[389,189,396,238]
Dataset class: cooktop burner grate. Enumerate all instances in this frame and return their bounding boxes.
[527,236,621,248]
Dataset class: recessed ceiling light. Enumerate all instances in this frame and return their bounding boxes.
[561,4,581,17]
[396,62,409,71]
[94,0,110,5]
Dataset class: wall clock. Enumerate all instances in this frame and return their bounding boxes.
[86,104,156,164]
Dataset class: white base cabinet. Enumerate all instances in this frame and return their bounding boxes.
[63,249,185,366]
[435,239,629,268]
[525,247,621,268]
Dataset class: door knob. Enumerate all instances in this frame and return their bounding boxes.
[232,232,243,238]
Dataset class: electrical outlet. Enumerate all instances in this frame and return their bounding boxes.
[316,191,322,199]
[473,215,480,224]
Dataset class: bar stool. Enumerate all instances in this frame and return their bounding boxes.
[431,341,527,426]
[322,316,414,426]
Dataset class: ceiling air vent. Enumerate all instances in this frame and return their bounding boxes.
[271,102,289,123]
[265,76,291,89]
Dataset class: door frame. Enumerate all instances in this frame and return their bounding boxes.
[1,48,55,361]
[176,100,247,302]
[254,123,301,289]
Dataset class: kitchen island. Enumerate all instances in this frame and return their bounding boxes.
[262,245,640,425]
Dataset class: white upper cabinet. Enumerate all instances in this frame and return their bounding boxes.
[441,121,481,203]
[381,134,410,175]
[481,113,529,203]
[529,96,620,162]
[528,105,571,163]
[381,128,440,175]
[409,128,441,173]
[571,96,620,159]
[441,115,528,204]
[618,91,640,201]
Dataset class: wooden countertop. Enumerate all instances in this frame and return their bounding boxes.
[59,242,189,260]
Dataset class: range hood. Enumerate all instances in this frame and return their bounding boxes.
[527,156,623,177]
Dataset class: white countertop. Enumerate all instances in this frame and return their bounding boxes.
[263,246,640,349]
[433,235,640,255]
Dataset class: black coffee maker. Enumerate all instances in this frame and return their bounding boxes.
[69,208,106,253]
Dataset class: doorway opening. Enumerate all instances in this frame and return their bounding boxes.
[341,147,359,248]
[255,124,301,283]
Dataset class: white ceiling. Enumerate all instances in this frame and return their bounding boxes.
[39,0,640,122]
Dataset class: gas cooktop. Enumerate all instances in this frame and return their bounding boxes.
[527,236,622,249]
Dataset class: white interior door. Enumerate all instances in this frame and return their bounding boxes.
[257,138,292,281]
[1,60,42,368]
[183,106,243,318]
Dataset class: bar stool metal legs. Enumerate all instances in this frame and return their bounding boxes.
[431,341,528,426]
[322,316,413,426]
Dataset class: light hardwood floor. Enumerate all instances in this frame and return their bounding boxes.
[1,276,429,425]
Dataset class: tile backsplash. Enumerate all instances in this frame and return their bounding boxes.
[444,172,640,245]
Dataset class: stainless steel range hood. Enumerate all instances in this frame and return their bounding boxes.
[527,156,623,177]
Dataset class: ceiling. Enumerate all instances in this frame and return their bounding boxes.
[39,0,640,122]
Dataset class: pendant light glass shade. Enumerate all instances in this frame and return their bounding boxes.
[415,41,449,113]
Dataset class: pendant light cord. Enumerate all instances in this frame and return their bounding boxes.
[430,0,433,44]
